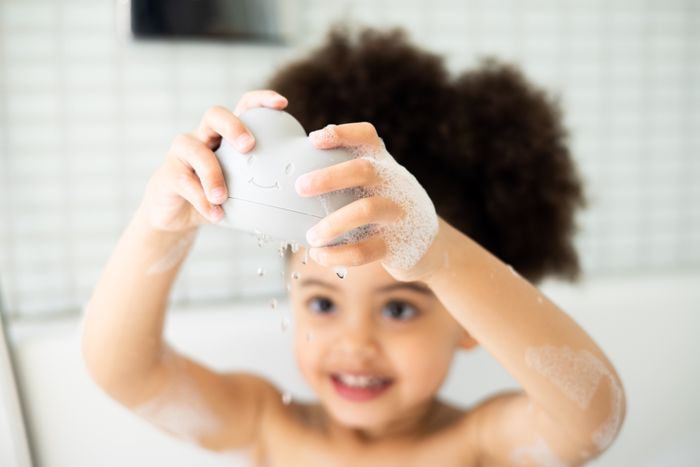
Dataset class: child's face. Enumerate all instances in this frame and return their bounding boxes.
[288,251,474,434]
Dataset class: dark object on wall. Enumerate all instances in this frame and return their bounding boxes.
[130,0,288,42]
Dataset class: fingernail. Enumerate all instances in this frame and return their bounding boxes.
[210,187,226,203]
[295,175,310,195]
[236,133,254,151]
[209,205,223,221]
[306,227,321,246]
[265,94,287,106]
[309,124,337,146]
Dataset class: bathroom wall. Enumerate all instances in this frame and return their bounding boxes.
[1,0,698,318]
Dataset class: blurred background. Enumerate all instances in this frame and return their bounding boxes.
[0,0,698,466]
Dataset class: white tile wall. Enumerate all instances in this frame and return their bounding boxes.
[0,0,698,318]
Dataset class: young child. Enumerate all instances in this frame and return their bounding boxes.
[81,28,625,466]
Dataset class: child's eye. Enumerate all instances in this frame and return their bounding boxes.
[382,301,418,321]
[308,296,336,314]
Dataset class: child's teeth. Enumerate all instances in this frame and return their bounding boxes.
[338,374,385,388]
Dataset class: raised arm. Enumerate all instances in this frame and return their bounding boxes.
[80,91,289,450]
[296,121,626,465]
[418,219,626,465]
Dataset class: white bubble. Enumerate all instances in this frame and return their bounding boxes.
[526,346,604,410]
[302,247,309,265]
[511,435,567,467]
[345,143,438,271]
[280,316,290,332]
[312,124,338,146]
[282,392,292,405]
[269,298,278,311]
[292,271,300,280]
[592,376,624,451]
[133,345,222,443]
[256,267,265,277]
[254,229,270,248]
[525,345,624,451]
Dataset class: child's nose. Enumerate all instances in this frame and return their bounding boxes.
[335,320,380,361]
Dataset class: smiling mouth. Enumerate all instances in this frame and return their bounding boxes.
[330,373,394,402]
[247,176,280,189]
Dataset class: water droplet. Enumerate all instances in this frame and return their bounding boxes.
[270,298,278,311]
[302,248,309,265]
[292,271,300,280]
[335,266,347,279]
[257,267,265,277]
[278,241,288,257]
[247,154,256,167]
[282,392,292,405]
[280,316,290,332]
[286,281,292,291]
[254,229,269,248]
[290,241,300,253]
[284,162,295,176]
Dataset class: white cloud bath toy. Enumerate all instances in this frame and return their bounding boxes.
[214,108,359,246]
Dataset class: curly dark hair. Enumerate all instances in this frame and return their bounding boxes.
[265,26,586,284]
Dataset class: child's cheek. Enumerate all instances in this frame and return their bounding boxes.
[293,319,333,388]
[293,335,320,388]
[390,335,455,399]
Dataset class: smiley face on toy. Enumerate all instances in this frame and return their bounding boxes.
[215,108,359,245]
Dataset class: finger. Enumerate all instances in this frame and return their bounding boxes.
[295,158,379,197]
[195,106,255,152]
[309,122,382,150]
[233,90,288,116]
[309,235,386,267]
[306,197,402,247]
[173,169,223,223]
[169,134,228,204]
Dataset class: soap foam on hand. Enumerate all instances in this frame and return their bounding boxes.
[347,142,439,271]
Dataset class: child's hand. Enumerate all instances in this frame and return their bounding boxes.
[295,122,441,281]
[138,91,288,232]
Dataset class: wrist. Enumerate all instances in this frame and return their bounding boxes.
[134,199,198,230]
[384,217,459,283]
[130,204,198,247]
